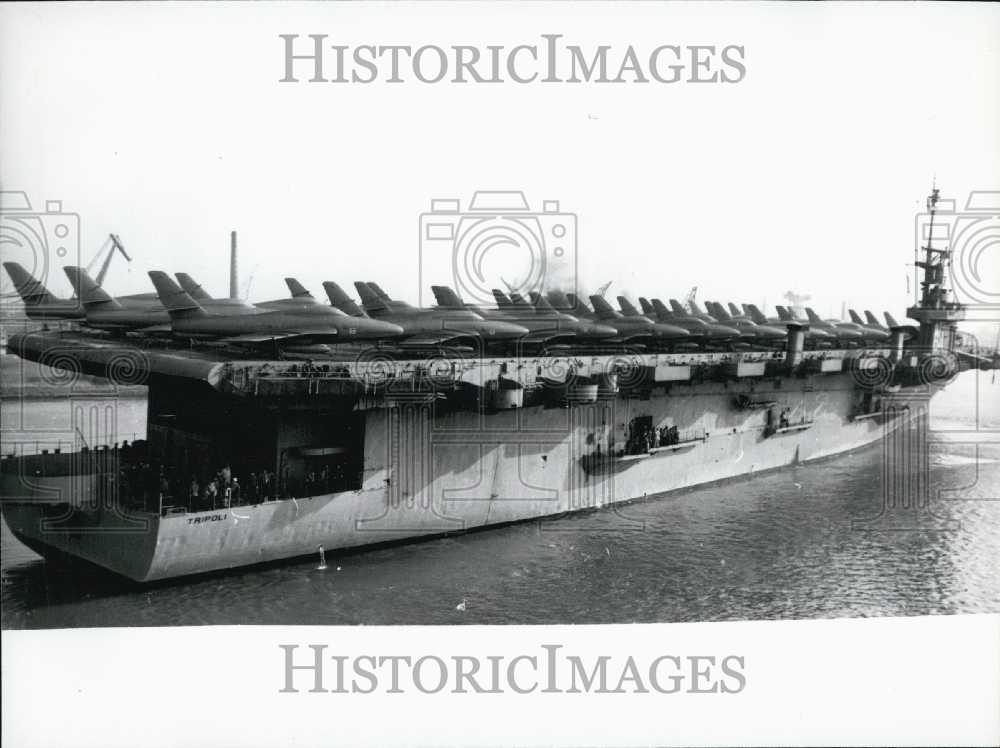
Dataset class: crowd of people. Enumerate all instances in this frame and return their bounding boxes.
[111,442,265,512]
[624,422,682,456]
[102,440,354,514]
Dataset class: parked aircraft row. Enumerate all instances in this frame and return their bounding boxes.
[3,261,906,353]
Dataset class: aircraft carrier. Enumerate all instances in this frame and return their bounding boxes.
[0,190,992,582]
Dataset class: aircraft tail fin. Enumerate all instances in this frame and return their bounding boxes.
[532,293,555,313]
[323,282,366,317]
[493,289,512,308]
[638,297,655,315]
[728,302,743,317]
[617,296,641,317]
[3,262,58,305]
[431,285,464,309]
[775,305,792,321]
[566,293,589,313]
[864,310,881,327]
[175,273,213,302]
[547,289,572,310]
[366,282,392,301]
[746,304,769,325]
[669,299,687,314]
[285,278,314,299]
[884,312,901,328]
[710,302,732,321]
[147,271,205,318]
[651,299,672,318]
[509,292,530,308]
[354,282,387,312]
[847,309,863,325]
[64,267,121,310]
[590,295,618,319]
[805,307,822,324]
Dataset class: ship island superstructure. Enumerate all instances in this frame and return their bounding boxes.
[0,190,988,582]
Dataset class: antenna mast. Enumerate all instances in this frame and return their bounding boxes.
[906,184,966,350]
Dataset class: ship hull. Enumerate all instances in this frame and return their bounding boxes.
[1,372,921,582]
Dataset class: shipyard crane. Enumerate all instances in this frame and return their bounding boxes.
[783,290,811,306]
[684,286,698,314]
[84,234,130,287]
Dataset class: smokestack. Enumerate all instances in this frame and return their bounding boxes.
[229,230,238,299]
[784,322,807,368]
[889,329,906,363]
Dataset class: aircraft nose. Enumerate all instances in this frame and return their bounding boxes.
[709,325,741,338]
[484,321,531,338]
[356,318,405,338]
[652,323,690,339]
[588,323,619,339]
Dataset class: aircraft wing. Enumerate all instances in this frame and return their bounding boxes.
[218,330,342,345]
[218,333,298,344]
[613,332,660,343]
[398,333,468,346]
[520,331,575,343]
[133,323,173,335]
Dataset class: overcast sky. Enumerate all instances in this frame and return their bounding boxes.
[1,2,998,330]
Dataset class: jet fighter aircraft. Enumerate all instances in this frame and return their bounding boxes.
[804,308,886,344]
[174,273,327,313]
[323,282,529,347]
[848,310,915,342]
[640,298,742,341]
[63,267,170,332]
[585,295,692,342]
[148,272,403,344]
[430,285,617,343]
[736,303,830,345]
[3,262,83,321]
[878,311,920,340]
[704,301,787,343]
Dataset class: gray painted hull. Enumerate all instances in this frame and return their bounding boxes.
[1,372,917,582]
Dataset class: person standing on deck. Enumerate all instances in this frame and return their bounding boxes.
[205,480,219,510]
[219,466,236,508]
[188,477,200,511]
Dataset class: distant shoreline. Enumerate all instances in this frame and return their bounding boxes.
[1,353,147,400]
[1,388,147,401]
